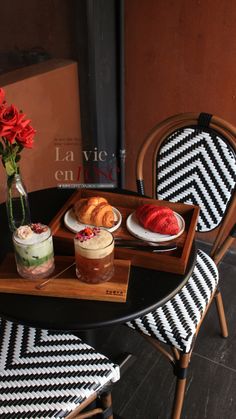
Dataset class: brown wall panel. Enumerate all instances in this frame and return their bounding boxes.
[0,59,83,203]
[0,0,77,64]
[125,0,236,197]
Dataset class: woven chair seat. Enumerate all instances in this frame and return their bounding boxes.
[127,249,218,353]
[0,319,120,418]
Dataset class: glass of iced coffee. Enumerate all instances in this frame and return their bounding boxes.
[13,223,55,279]
[74,227,114,284]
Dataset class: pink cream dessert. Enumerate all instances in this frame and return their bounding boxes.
[74,227,114,284]
[13,223,55,279]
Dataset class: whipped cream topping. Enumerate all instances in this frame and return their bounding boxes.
[74,227,114,258]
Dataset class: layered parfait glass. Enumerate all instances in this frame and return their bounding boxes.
[13,223,55,279]
[74,227,114,284]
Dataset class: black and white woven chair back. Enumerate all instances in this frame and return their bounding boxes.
[156,126,236,232]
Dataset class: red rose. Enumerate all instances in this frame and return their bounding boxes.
[16,123,36,148]
[0,91,35,177]
[0,105,29,142]
[0,104,21,127]
[0,88,5,106]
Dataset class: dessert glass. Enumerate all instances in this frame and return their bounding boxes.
[13,224,55,279]
[74,227,114,284]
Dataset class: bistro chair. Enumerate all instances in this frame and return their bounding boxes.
[126,112,236,418]
[0,317,120,418]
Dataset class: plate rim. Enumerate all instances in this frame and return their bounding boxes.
[126,211,185,242]
[64,206,122,234]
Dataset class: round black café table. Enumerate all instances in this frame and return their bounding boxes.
[0,188,196,332]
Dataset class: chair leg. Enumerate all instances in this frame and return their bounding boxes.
[171,352,191,419]
[214,289,228,338]
[100,391,114,419]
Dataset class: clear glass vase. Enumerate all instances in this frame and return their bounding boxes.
[6,173,31,232]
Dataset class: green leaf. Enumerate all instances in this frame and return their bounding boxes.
[12,145,18,157]
[5,159,16,176]
[0,142,4,154]
[17,143,24,153]
[15,155,21,163]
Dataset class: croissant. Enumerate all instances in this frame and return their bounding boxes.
[136,204,179,235]
[74,197,114,228]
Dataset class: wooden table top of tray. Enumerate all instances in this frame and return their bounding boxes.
[0,254,131,303]
[49,189,199,274]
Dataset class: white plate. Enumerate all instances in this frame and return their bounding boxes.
[64,207,122,234]
[126,211,185,242]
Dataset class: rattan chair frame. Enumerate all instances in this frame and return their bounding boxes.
[67,390,114,419]
[135,112,236,419]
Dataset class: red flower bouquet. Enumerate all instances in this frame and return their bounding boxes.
[0,88,36,176]
[0,87,36,231]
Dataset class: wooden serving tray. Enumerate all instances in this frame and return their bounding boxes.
[49,190,199,274]
[0,254,131,303]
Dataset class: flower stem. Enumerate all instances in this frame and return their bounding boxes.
[7,173,29,231]
[7,182,14,230]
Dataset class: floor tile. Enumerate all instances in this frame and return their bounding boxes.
[194,261,236,369]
